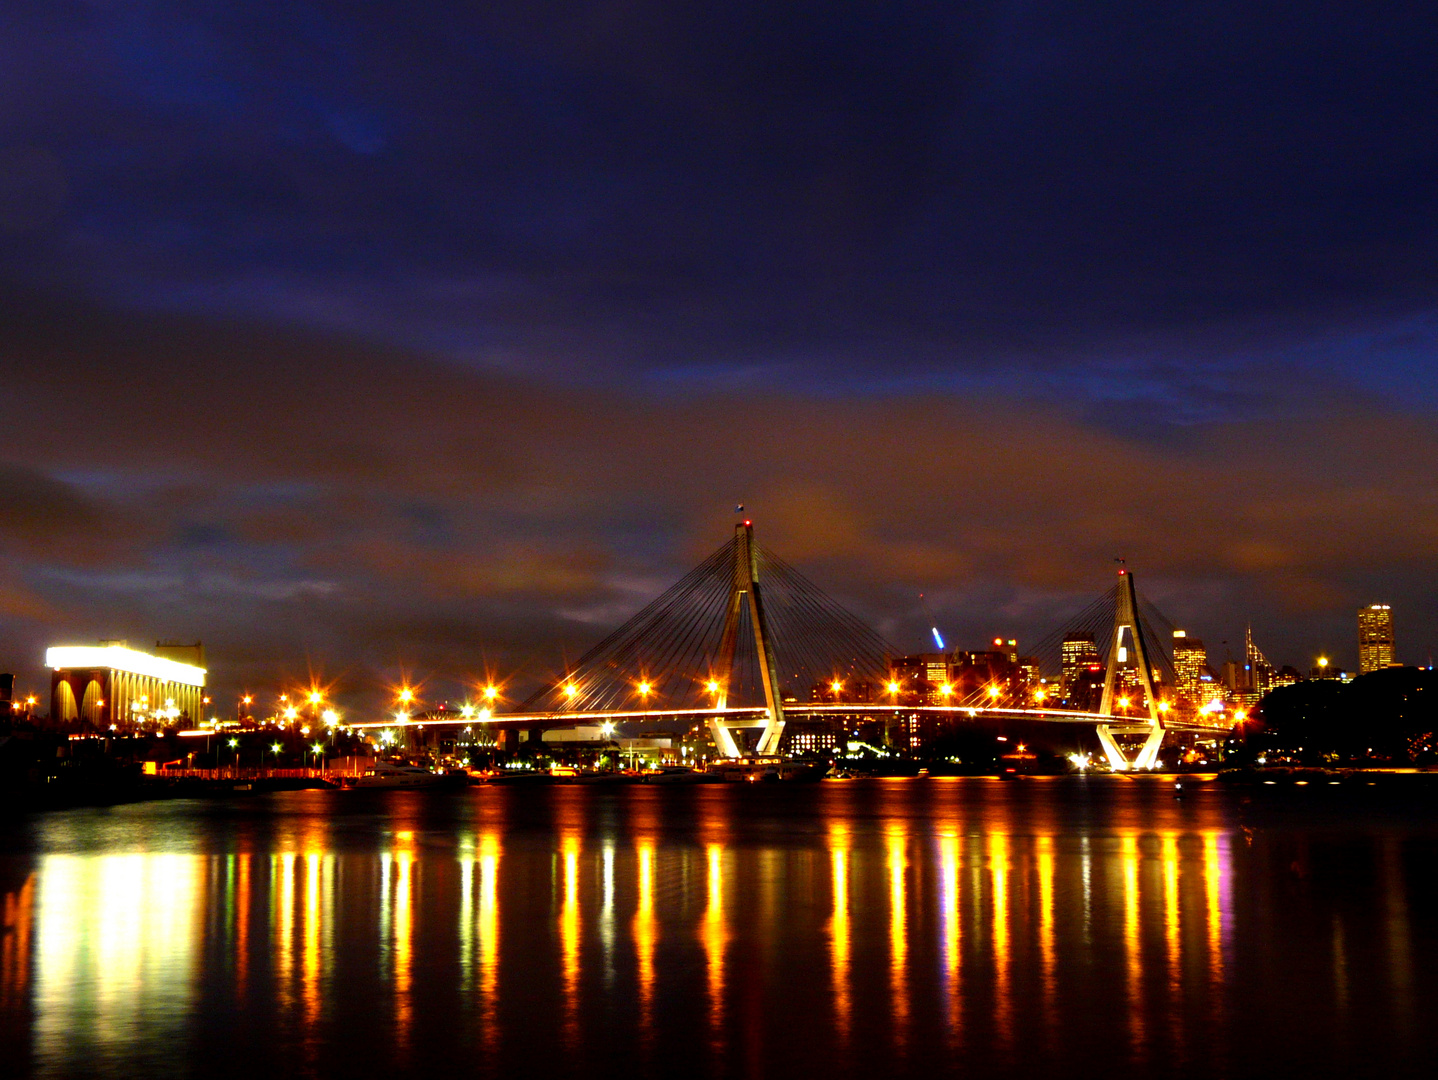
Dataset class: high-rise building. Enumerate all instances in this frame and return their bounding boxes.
[1358,604,1396,674]
[1061,632,1099,694]
[1172,630,1208,706]
[1245,625,1274,699]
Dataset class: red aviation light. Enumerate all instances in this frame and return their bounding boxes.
[743,519,751,526]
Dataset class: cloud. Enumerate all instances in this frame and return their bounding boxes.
[2,289,1438,708]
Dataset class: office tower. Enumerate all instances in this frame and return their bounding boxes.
[1061,632,1099,695]
[1358,604,1396,674]
[1172,630,1208,706]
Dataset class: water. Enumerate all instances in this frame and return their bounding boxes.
[2,777,1435,1078]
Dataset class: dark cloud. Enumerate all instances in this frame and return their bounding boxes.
[2,289,1438,710]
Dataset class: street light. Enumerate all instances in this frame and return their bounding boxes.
[483,685,498,702]
[322,708,339,725]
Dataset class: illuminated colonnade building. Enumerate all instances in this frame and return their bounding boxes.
[47,642,207,729]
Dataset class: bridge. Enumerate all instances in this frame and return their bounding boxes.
[356,521,1234,770]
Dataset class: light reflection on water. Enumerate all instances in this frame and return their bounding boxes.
[2,778,1436,1078]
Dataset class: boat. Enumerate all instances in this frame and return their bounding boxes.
[707,757,826,783]
[352,762,447,789]
[642,765,718,784]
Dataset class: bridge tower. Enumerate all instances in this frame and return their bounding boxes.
[1095,568,1166,770]
[708,520,787,758]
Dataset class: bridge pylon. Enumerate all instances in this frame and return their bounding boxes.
[708,520,787,757]
[1095,568,1166,771]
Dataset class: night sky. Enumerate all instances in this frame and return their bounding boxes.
[3,2,1438,708]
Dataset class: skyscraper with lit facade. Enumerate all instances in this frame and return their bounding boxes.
[1172,630,1208,706]
[1358,604,1396,674]
[1061,632,1098,693]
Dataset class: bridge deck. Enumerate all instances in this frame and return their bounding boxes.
[351,703,1232,735]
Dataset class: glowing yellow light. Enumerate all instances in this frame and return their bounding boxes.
[484,685,498,700]
[1234,709,1248,722]
[311,742,323,754]
[564,683,577,698]
[398,688,414,703]
[706,680,720,694]
[887,681,901,695]
[271,743,282,754]
[1118,696,1130,708]
[940,683,953,696]
[832,681,844,694]
[1157,701,1170,713]
[477,707,492,721]
[228,738,238,749]
[638,681,651,696]
[284,706,299,721]
[242,695,253,705]
[309,691,322,705]
[1033,689,1046,702]
[987,685,1001,698]
[322,708,339,724]
[1317,657,1329,668]
[460,704,474,718]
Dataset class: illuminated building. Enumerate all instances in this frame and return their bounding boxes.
[47,641,207,729]
[887,653,951,705]
[782,722,840,756]
[1245,626,1274,698]
[1061,633,1099,695]
[1358,604,1396,674]
[1172,630,1208,706]
[993,637,1018,664]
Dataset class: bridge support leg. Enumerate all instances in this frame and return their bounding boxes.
[707,717,741,759]
[1096,723,1166,772]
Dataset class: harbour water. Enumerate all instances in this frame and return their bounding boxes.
[2,777,1435,1078]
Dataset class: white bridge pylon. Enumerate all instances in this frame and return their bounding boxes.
[1095,568,1166,771]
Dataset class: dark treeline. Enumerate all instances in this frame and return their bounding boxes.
[1254,668,1438,764]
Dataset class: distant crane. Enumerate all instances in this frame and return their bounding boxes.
[919,593,946,652]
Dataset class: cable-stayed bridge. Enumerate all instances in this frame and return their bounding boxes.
[358,521,1234,770]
